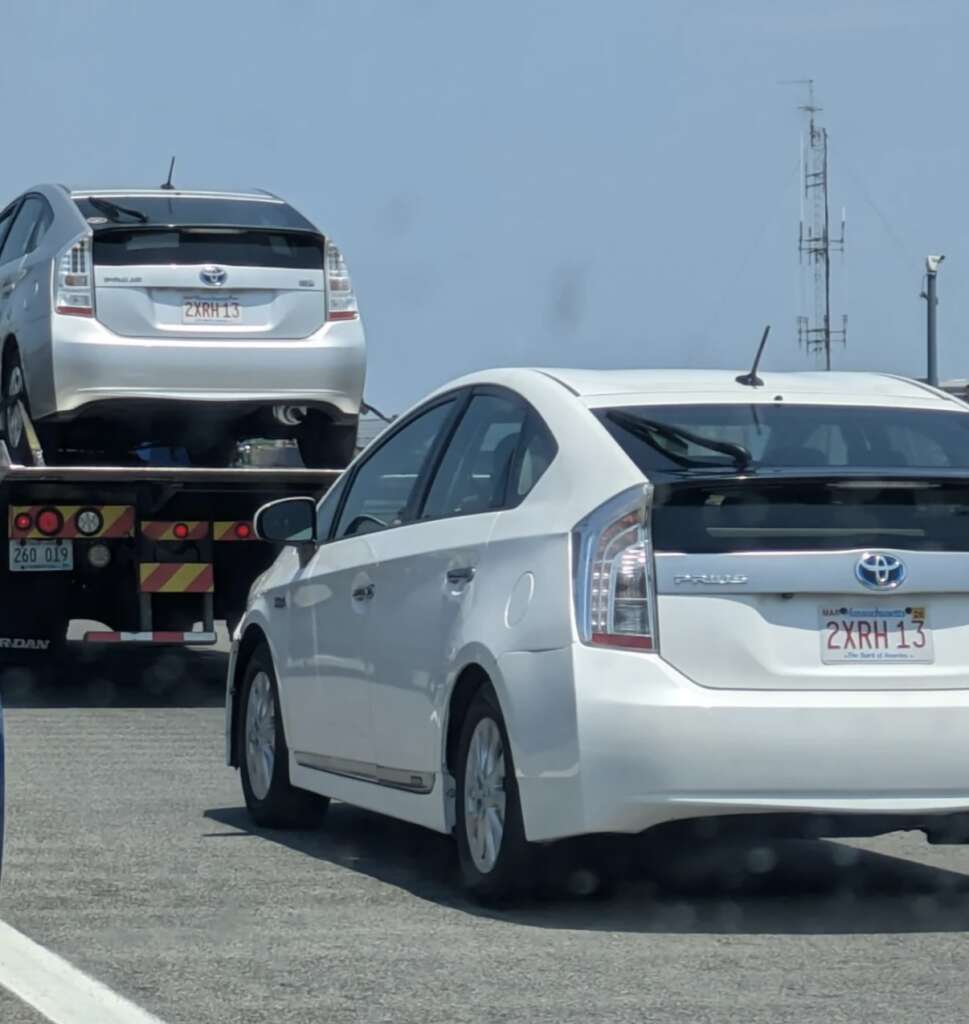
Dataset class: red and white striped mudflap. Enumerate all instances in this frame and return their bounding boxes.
[82,630,218,645]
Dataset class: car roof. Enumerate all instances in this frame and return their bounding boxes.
[67,187,284,202]
[439,368,964,412]
[537,368,951,400]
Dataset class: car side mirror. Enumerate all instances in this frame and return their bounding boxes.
[254,496,317,545]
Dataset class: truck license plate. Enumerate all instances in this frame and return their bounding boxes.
[9,539,74,572]
[820,605,933,664]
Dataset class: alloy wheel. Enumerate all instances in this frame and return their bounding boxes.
[245,670,276,801]
[5,365,24,450]
[463,716,506,873]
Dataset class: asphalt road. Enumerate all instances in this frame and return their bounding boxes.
[3,642,969,1023]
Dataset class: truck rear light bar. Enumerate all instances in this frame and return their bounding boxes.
[141,520,209,541]
[10,504,134,539]
[213,521,256,541]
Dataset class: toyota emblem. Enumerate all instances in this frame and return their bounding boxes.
[199,265,227,287]
[855,552,906,590]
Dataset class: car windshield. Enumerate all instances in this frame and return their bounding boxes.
[598,403,969,472]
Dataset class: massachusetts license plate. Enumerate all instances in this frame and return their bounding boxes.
[9,539,74,573]
[181,296,241,323]
[820,605,933,664]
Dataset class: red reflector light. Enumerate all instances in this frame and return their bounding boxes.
[172,522,190,540]
[590,633,653,650]
[14,513,32,531]
[327,310,358,321]
[234,522,252,539]
[36,508,64,536]
[55,306,95,317]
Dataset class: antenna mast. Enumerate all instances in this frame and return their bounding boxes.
[792,80,846,370]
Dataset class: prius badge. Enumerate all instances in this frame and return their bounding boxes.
[855,552,906,591]
[199,265,227,287]
[673,573,748,585]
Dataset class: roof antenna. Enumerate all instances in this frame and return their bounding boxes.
[736,325,771,387]
[160,156,176,191]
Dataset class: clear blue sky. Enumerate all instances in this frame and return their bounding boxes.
[2,0,966,411]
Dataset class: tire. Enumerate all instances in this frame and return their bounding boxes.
[237,646,328,829]
[297,420,357,469]
[455,683,532,903]
[2,350,34,466]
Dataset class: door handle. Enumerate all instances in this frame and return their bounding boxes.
[1,269,26,296]
[352,582,376,602]
[446,566,476,585]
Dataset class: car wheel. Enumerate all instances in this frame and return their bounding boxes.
[2,351,35,465]
[455,684,532,903]
[238,647,328,829]
[297,420,357,469]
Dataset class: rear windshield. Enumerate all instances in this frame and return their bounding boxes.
[597,403,969,472]
[74,196,316,231]
[651,478,969,553]
[92,229,325,269]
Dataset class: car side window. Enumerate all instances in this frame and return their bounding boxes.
[25,200,53,254]
[0,197,46,264]
[0,204,18,259]
[511,412,558,500]
[422,393,528,519]
[334,399,457,539]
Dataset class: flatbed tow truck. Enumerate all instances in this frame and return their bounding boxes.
[0,419,338,661]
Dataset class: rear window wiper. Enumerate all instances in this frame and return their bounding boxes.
[607,411,752,471]
[86,196,149,223]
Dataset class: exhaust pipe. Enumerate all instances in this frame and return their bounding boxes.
[273,405,308,426]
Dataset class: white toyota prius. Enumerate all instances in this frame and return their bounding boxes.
[226,367,969,900]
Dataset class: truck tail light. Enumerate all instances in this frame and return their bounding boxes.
[55,236,95,317]
[572,485,657,652]
[36,507,64,537]
[325,240,358,322]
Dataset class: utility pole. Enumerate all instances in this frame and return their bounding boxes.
[924,255,944,387]
[786,80,847,369]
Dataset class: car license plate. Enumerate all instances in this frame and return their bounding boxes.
[9,539,74,573]
[181,295,241,323]
[820,605,933,664]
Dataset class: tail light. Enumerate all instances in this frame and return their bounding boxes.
[572,484,657,651]
[36,508,64,537]
[325,240,358,321]
[55,236,95,317]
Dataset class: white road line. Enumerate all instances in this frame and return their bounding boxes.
[0,919,167,1024]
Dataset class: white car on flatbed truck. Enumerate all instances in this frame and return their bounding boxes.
[0,185,364,468]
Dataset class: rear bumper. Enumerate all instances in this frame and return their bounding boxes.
[47,314,366,419]
[504,644,969,842]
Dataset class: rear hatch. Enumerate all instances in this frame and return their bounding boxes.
[75,195,326,340]
[598,400,969,691]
